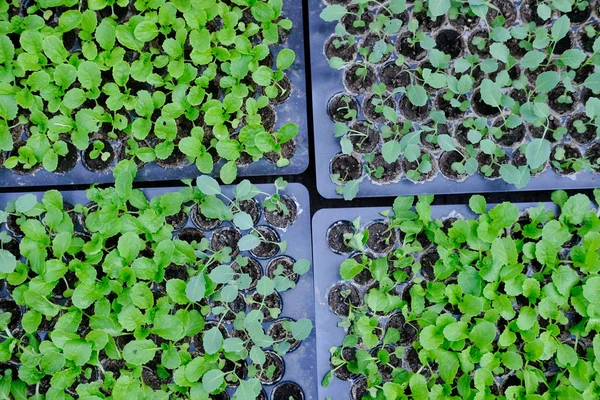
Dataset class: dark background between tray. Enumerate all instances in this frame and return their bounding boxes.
[0,0,596,215]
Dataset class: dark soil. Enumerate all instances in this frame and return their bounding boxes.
[526,63,557,84]
[327,220,356,254]
[328,282,362,316]
[551,144,583,175]
[368,151,402,184]
[163,263,189,282]
[231,257,263,291]
[350,252,374,285]
[341,5,374,35]
[413,9,444,31]
[54,141,79,173]
[359,32,392,64]
[343,63,377,94]
[268,317,301,352]
[327,93,359,123]
[165,208,188,230]
[362,93,396,124]
[272,382,304,400]
[435,29,464,59]
[236,199,261,227]
[331,153,363,183]
[270,75,293,105]
[82,139,115,172]
[176,227,205,244]
[581,88,600,106]
[467,29,490,57]
[209,392,230,400]
[156,144,188,169]
[350,377,368,400]
[509,88,528,105]
[548,85,576,114]
[567,112,596,144]
[435,93,466,120]
[10,141,42,175]
[264,139,296,165]
[211,293,245,322]
[324,35,357,62]
[449,12,480,30]
[258,105,276,132]
[210,227,242,257]
[191,204,222,231]
[6,214,24,237]
[521,0,552,24]
[575,64,594,85]
[579,22,599,52]
[371,345,401,381]
[0,298,21,332]
[399,95,430,121]
[420,121,449,152]
[420,249,439,281]
[379,63,411,92]
[586,141,600,172]
[257,350,285,384]
[395,32,427,61]
[2,236,20,258]
[404,346,422,372]
[402,152,437,182]
[250,225,280,258]
[330,347,359,380]
[366,221,397,254]
[568,2,592,23]
[513,147,546,175]
[554,31,573,55]
[347,120,380,153]
[267,255,299,283]
[487,0,518,26]
[264,195,298,229]
[439,150,467,181]
[506,37,528,59]
[493,119,526,147]
[386,312,418,344]
[529,115,563,142]
[223,358,248,387]
[471,90,500,117]
[248,291,282,322]
[477,152,510,179]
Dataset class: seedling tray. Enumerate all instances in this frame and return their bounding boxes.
[311,200,555,399]
[0,1,308,188]
[0,183,316,399]
[308,0,600,198]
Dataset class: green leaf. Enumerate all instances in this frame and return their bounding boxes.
[436,350,459,384]
[196,176,221,196]
[134,21,159,42]
[429,0,451,17]
[43,36,69,64]
[560,49,586,69]
[406,85,427,107]
[239,235,260,251]
[584,72,600,91]
[62,339,93,366]
[381,140,402,164]
[469,195,486,214]
[339,258,363,280]
[24,290,59,317]
[552,265,579,296]
[203,326,223,355]
[292,318,313,341]
[562,194,590,225]
[319,5,347,21]
[122,339,158,365]
[500,165,530,189]
[443,321,469,341]
[186,274,207,302]
[0,250,16,274]
[521,51,546,70]
[16,194,38,213]
[232,378,262,400]
[420,325,443,350]
[480,79,502,108]
[536,71,560,92]
[276,49,295,70]
[469,321,496,348]
[525,138,551,170]
[202,369,225,393]
[551,15,570,40]
[489,42,509,63]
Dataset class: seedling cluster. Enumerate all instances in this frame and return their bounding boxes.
[0,0,298,183]
[0,160,312,399]
[321,192,600,399]
[320,0,600,199]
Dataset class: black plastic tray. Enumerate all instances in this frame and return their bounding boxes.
[308,0,600,198]
[0,1,308,188]
[311,201,552,399]
[0,183,316,399]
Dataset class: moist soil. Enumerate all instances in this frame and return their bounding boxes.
[420,121,449,152]
[341,5,374,35]
[11,141,42,175]
[223,358,248,386]
[574,64,594,85]
[3,236,21,258]
[553,32,573,55]
[270,75,293,105]
[506,37,528,58]
[82,139,115,172]
[331,153,363,183]
[529,115,562,142]
[264,139,296,164]
[379,63,411,92]
[272,382,304,400]
[487,0,518,26]
[211,293,245,322]
[420,249,440,281]
[387,312,418,344]
[264,195,298,228]
[258,105,276,131]
[210,227,242,257]
[267,255,299,283]
[257,351,285,384]
[343,63,377,94]
[521,0,552,25]
[472,90,500,117]
[350,378,369,400]
[399,95,430,121]
[368,152,402,184]
[413,9,444,31]
[372,345,401,381]
[579,22,599,52]
[347,120,380,153]
[164,263,189,282]
[248,291,282,321]
[231,257,263,291]
[54,141,79,173]
[350,252,374,285]
[526,63,557,84]
[567,3,592,23]
[395,32,426,61]
[6,214,24,237]
[551,144,583,175]
[268,317,301,352]
[156,145,187,169]
[327,220,356,254]
[449,12,480,30]
[494,120,526,147]
[324,35,357,62]
[513,148,546,175]
[402,152,437,182]
[477,152,510,179]
[435,93,465,120]
[548,85,575,114]
[165,208,188,230]
[236,199,261,226]
[176,227,205,244]
[250,225,280,258]
[327,93,359,123]
[363,93,396,124]
[439,150,467,181]
[586,141,600,172]
[0,298,21,332]
[328,282,362,316]
[330,347,359,380]
[467,29,490,57]
[435,29,464,59]
[567,113,596,144]
[191,204,222,231]
[360,32,392,64]
[366,222,397,254]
